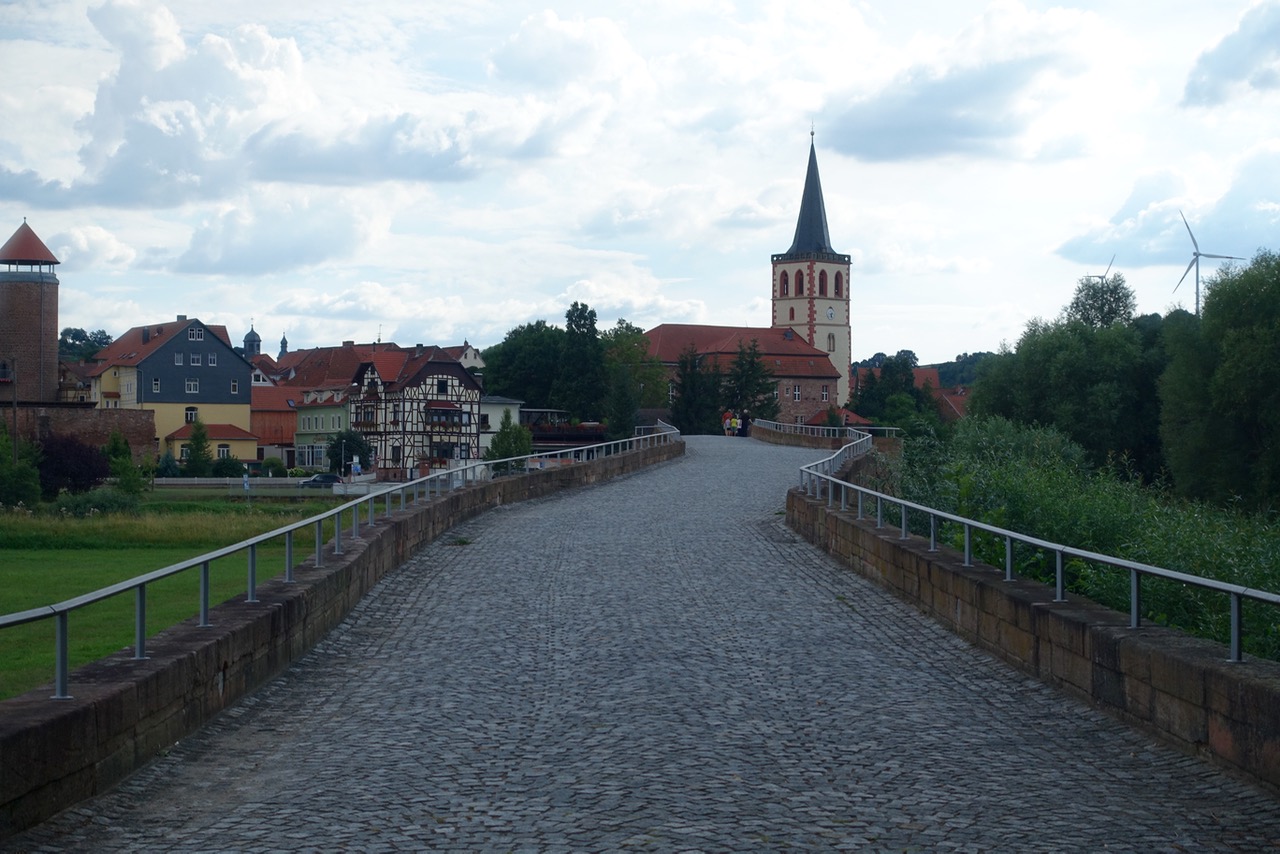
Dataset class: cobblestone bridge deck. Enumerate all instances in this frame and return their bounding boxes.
[9,437,1280,851]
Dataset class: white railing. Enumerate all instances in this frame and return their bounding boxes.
[0,425,682,700]
[798,441,1280,663]
[752,419,900,440]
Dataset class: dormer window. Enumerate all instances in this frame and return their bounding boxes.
[188,327,204,341]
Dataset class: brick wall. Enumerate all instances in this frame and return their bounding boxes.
[786,485,1280,793]
[0,438,684,839]
[9,405,157,464]
[0,275,59,403]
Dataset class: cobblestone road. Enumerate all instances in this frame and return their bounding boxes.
[9,437,1280,852]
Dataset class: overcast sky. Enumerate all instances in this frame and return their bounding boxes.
[3,1,1278,364]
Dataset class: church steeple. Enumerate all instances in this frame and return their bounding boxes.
[776,136,847,263]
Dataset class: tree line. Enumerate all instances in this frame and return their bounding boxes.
[969,252,1280,510]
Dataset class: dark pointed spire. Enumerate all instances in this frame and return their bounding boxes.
[774,137,848,263]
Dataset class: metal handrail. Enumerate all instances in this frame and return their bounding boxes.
[753,419,900,440]
[1,425,681,699]
[798,440,1280,663]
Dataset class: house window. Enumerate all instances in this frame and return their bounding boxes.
[231,380,239,394]
[180,444,190,460]
[819,270,828,296]
[789,307,795,321]
[217,444,231,459]
[392,403,401,423]
[822,385,829,402]
[185,406,198,423]
[185,378,199,394]
[188,327,204,341]
[826,333,836,352]
[795,415,806,424]
[152,377,160,393]
[773,387,779,400]
[208,353,217,366]
[175,353,183,365]
[480,413,490,429]
[331,415,339,430]
[391,445,402,464]
[436,379,448,394]
[191,353,202,366]
[793,384,801,401]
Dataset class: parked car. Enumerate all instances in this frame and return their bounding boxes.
[298,473,342,488]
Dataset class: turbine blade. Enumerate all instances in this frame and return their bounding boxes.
[1103,254,1114,279]
[1180,210,1200,253]
[1175,256,1195,291]
[1200,253,1242,260]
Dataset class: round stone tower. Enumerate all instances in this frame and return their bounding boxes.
[0,220,60,403]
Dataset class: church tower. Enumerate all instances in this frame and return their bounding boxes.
[771,137,852,406]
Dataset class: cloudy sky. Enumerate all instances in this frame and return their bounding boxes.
[3,0,1279,365]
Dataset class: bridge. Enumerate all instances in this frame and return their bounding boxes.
[7,436,1280,849]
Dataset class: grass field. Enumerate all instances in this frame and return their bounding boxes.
[0,492,344,700]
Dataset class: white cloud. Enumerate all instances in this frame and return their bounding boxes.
[1183,0,1280,106]
[48,225,138,270]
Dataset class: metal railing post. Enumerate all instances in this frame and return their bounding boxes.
[963,524,973,567]
[200,561,211,626]
[353,502,361,539]
[285,531,294,583]
[1230,594,1243,662]
[134,585,148,659]
[840,483,847,512]
[315,520,324,566]
[1129,569,1140,629]
[1054,550,1065,602]
[247,544,258,603]
[54,612,70,699]
[1004,537,1013,582]
[335,510,343,555]
[929,515,937,552]
[856,490,864,520]
[900,503,908,540]
[875,496,884,529]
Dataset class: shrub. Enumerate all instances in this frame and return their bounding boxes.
[37,433,110,499]
[156,452,181,478]
[261,457,287,477]
[211,456,246,478]
[54,487,139,517]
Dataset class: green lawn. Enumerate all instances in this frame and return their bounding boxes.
[0,495,343,700]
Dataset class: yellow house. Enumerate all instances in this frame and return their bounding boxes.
[90,315,256,462]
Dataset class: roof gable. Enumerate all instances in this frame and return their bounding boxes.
[0,221,59,266]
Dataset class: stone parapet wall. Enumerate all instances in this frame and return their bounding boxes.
[8,405,157,465]
[0,439,684,839]
[787,487,1280,792]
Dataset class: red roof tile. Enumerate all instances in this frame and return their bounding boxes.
[166,423,258,441]
[250,385,299,411]
[90,319,234,375]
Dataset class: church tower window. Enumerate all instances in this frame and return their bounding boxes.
[779,271,789,296]
[819,270,828,296]
[835,272,843,297]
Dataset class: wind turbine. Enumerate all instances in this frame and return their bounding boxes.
[1085,254,1115,284]
[1175,210,1241,316]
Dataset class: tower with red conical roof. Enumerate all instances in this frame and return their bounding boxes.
[770,137,852,407]
[0,220,60,403]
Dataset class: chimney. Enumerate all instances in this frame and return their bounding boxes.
[177,314,187,321]
[141,327,150,343]
[342,340,354,347]
[415,343,423,357]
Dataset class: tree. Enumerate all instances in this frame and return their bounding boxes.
[601,318,667,408]
[722,339,780,423]
[1160,251,1280,507]
[58,327,113,361]
[670,346,722,435]
[156,451,181,478]
[261,457,287,477]
[103,429,131,462]
[183,420,214,477]
[551,302,607,420]
[326,429,375,475]
[482,320,566,407]
[484,408,534,472]
[0,420,40,506]
[1062,273,1137,329]
[37,433,110,498]
[604,363,639,440]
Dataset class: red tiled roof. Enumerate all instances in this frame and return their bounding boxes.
[0,221,59,265]
[165,423,258,441]
[250,385,298,411]
[90,319,234,376]
[645,324,840,379]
